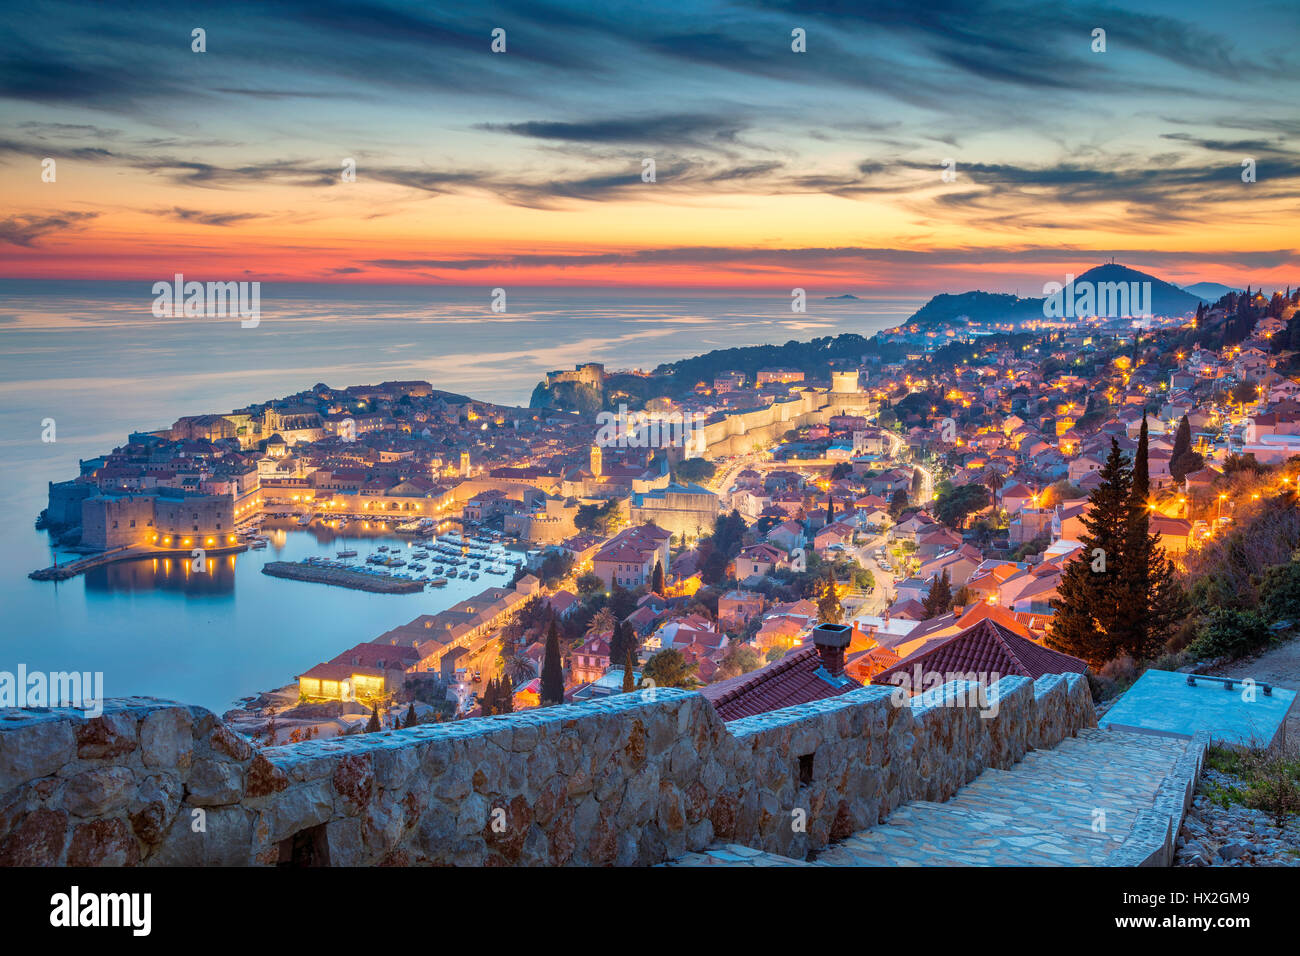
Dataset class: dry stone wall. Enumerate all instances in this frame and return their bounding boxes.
[0,674,1095,866]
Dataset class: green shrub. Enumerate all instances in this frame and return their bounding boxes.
[1187,607,1272,660]
[1258,561,1300,623]
[1244,772,1300,826]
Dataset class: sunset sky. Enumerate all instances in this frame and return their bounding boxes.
[1,0,1297,292]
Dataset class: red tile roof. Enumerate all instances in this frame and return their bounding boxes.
[871,618,1087,688]
[700,645,860,721]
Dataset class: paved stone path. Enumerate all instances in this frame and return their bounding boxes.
[672,728,1195,867]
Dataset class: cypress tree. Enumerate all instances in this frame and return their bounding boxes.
[366,705,380,733]
[923,569,952,619]
[1170,414,1203,483]
[497,675,514,713]
[622,646,636,693]
[541,618,565,706]
[607,619,625,672]
[1117,419,1187,659]
[405,702,418,728]
[1115,421,1151,657]
[1047,439,1132,665]
[651,559,665,595]
[826,494,834,525]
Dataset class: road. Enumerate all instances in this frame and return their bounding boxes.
[709,451,765,496]
[850,532,896,616]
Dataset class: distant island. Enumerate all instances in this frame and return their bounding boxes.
[825,293,860,299]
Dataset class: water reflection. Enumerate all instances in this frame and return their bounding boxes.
[84,554,239,594]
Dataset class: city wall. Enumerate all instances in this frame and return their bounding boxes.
[699,392,827,458]
[0,674,1094,866]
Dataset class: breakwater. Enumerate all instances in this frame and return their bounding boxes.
[261,561,425,593]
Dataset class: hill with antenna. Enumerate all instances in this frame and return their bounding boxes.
[904,262,1203,326]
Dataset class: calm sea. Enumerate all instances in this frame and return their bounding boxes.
[0,282,919,711]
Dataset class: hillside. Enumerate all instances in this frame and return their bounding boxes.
[906,263,1203,327]
[1181,281,1240,301]
[904,291,1042,327]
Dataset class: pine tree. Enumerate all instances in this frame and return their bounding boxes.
[651,559,665,595]
[1047,439,1133,665]
[541,618,564,706]
[497,674,514,713]
[405,702,418,728]
[923,569,952,619]
[622,645,636,693]
[366,705,380,733]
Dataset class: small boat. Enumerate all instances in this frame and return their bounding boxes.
[250,539,268,550]
[470,572,479,581]
[429,577,448,587]
[337,549,357,558]
[377,545,389,552]
[296,515,312,526]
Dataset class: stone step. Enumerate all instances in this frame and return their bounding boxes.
[810,730,1189,867]
[667,727,1196,867]
[813,802,1105,866]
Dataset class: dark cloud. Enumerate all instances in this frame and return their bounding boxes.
[0,211,99,247]
[478,114,745,146]
[154,207,267,226]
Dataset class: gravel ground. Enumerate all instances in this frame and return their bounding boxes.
[1175,768,1300,866]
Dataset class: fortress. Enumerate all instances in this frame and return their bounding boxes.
[544,363,605,389]
[79,491,237,551]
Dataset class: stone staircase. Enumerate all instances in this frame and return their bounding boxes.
[669,727,1207,868]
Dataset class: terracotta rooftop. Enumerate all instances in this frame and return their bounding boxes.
[872,618,1087,688]
[700,645,860,721]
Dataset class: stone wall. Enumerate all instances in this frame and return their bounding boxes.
[0,674,1095,867]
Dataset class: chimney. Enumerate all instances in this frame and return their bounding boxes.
[812,622,851,678]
